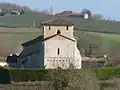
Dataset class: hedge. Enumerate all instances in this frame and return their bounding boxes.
[1,67,120,84]
[0,67,10,84]
[8,68,49,82]
[0,67,50,84]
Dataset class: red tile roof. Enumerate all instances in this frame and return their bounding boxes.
[41,19,74,26]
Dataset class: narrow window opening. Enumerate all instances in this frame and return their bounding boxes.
[57,30,61,34]
[66,26,69,30]
[49,26,51,30]
[58,48,60,55]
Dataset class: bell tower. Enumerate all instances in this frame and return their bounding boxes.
[41,19,74,38]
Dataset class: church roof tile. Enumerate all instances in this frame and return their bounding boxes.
[41,19,74,26]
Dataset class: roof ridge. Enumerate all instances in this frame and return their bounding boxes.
[43,34,75,42]
[22,34,75,47]
[41,19,74,26]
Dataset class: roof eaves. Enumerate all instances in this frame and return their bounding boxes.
[41,19,74,26]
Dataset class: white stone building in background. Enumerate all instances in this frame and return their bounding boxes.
[18,19,82,69]
[84,13,89,20]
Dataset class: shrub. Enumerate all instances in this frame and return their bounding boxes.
[94,67,120,80]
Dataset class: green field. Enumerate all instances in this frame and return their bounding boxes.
[0,29,120,60]
[0,32,40,57]
[75,31,120,57]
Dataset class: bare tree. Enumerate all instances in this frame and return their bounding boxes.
[46,62,100,90]
[85,44,98,57]
[81,8,92,16]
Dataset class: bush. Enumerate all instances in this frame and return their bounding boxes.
[94,67,120,80]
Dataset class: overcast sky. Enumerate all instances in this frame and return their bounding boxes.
[0,0,120,20]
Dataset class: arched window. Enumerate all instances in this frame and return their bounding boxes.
[57,67,62,69]
[57,30,61,34]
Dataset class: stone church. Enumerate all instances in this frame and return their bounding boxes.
[18,19,82,69]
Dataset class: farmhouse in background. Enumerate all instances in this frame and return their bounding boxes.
[10,11,20,15]
[18,19,82,69]
[55,11,89,20]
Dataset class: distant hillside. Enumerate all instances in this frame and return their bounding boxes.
[0,3,120,34]
[0,14,120,34]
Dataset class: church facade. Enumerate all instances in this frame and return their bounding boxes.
[18,19,82,69]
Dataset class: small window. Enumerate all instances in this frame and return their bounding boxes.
[66,26,69,30]
[49,26,51,30]
[57,48,60,55]
[57,30,61,34]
